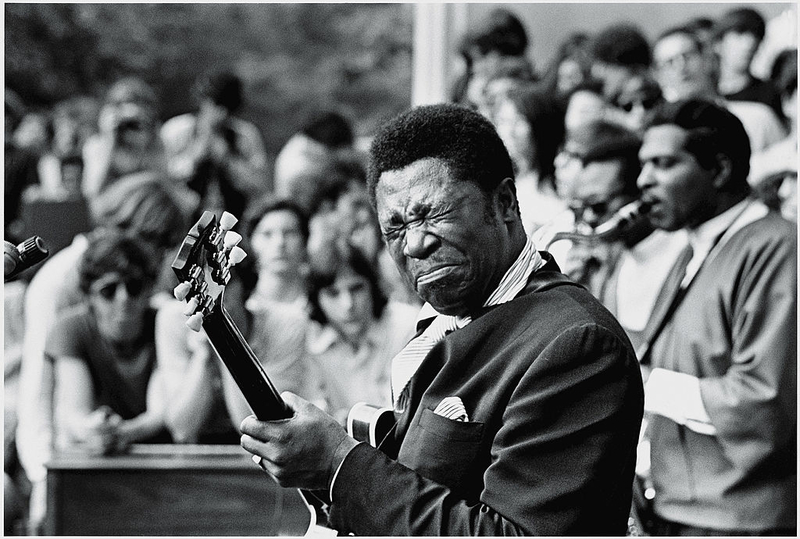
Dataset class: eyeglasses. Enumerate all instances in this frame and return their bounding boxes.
[656,49,702,71]
[556,148,586,165]
[90,278,146,301]
[569,193,625,223]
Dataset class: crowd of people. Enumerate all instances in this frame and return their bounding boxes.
[4,4,796,536]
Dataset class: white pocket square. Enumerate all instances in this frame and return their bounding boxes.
[433,396,469,422]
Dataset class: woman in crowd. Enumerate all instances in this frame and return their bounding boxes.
[221,237,417,426]
[538,32,593,103]
[234,197,313,397]
[489,81,567,235]
[48,230,169,454]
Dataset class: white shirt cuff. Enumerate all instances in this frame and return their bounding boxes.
[644,368,716,435]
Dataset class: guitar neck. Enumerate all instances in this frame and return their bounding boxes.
[202,302,291,421]
[203,301,330,534]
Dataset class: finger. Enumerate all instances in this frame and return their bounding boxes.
[280,391,308,410]
[240,414,278,437]
[239,416,290,450]
[240,433,270,460]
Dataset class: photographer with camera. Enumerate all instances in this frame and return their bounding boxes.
[81,77,167,202]
[161,71,269,220]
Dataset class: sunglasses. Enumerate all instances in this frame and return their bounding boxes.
[619,96,661,113]
[91,279,146,301]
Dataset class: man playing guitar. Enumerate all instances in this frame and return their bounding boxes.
[175,104,644,535]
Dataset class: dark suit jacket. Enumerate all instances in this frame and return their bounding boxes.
[329,254,644,535]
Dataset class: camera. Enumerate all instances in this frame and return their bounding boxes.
[113,102,150,135]
[117,118,145,132]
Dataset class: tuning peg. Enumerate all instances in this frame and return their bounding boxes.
[186,312,204,332]
[219,212,238,232]
[224,231,242,249]
[229,246,247,265]
[173,282,192,301]
[183,297,199,316]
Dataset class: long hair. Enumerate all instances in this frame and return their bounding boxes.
[505,83,565,184]
[306,243,387,326]
[78,229,158,294]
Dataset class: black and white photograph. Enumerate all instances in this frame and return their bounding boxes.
[4,2,797,536]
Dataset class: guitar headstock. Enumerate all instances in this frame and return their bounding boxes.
[171,210,247,331]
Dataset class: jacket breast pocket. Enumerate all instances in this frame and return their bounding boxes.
[399,408,485,494]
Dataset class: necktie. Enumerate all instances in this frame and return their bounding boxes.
[390,314,463,407]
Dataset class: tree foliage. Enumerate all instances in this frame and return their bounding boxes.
[5,3,414,156]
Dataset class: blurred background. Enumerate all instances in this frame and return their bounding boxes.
[5,3,415,166]
[8,3,793,171]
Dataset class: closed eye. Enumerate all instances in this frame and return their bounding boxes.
[381,203,454,240]
[382,226,403,240]
[652,157,678,169]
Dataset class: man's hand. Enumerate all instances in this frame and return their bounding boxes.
[240,392,359,491]
[82,406,123,455]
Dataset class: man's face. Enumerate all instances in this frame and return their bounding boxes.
[637,124,718,231]
[375,158,512,316]
[88,272,150,343]
[317,269,374,345]
[251,209,307,274]
[569,160,629,229]
[554,139,587,197]
[716,31,760,73]
[654,33,713,101]
[591,61,635,104]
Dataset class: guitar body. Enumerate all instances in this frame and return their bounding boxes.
[346,402,395,448]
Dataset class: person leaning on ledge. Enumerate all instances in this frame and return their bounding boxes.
[235,103,644,535]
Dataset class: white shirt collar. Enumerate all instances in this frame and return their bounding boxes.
[687,198,751,254]
[682,198,761,289]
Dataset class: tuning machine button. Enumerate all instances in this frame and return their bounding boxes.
[229,246,247,265]
[219,212,238,232]
[183,297,200,315]
[224,231,242,249]
[173,282,192,301]
[186,312,204,332]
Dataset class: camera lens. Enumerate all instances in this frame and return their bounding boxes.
[119,119,143,131]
